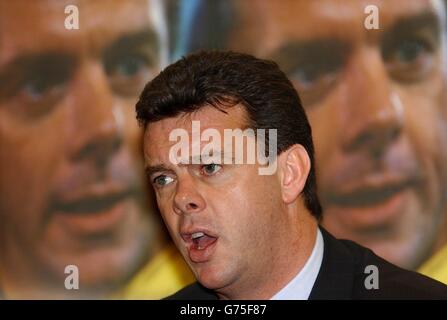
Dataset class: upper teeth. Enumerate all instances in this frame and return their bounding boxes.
[192,232,205,240]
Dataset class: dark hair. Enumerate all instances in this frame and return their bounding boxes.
[136,51,322,219]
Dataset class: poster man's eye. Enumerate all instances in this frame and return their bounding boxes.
[385,35,437,82]
[396,39,426,63]
[287,62,339,108]
[113,55,148,77]
[23,77,53,100]
[106,52,155,97]
[290,65,325,89]
[13,70,69,119]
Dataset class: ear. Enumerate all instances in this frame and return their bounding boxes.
[278,144,311,204]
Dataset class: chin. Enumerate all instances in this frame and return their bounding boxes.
[195,264,233,291]
[48,231,150,292]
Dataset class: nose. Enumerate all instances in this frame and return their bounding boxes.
[68,61,123,165]
[173,175,206,215]
[340,48,404,158]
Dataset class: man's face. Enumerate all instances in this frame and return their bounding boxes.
[227,0,447,268]
[144,105,293,295]
[0,0,161,295]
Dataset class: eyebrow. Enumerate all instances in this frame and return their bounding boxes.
[145,152,236,175]
[382,11,441,48]
[268,11,442,76]
[268,39,349,74]
[103,28,160,63]
[0,27,160,88]
[189,151,235,164]
[0,52,75,99]
[145,164,173,178]
[388,11,440,36]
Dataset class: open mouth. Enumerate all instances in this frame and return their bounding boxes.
[181,230,218,263]
[191,232,217,250]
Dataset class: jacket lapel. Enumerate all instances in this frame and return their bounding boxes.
[309,227,355,299]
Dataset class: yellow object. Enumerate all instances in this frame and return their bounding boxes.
[115,244,194,299]
[419,245,447,284]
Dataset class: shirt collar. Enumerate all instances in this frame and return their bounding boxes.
[271,228,324,300]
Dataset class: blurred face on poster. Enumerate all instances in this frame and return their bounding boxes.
[0,0,165,298]
[188,0,447,268]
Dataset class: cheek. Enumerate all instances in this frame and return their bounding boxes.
[223,182,284,272]
[161,211,184,249]
[118,101,143,157]
[401,66,445,146]
[404,89,446,166]
[113,103,147,182]
[219,173,282,240]
[402,92,447,209]
[156,195,178,234]
[0,112,66,235]
[306,103,341,193]
[307,100,339,169]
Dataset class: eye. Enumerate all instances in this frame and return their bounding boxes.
[396,40,426,63]
[14,70,69,119]
[286,57,342,108]
[106,52,156,97]
[114,55,147,77]
[200,163,222,176]
[288,66,338,107]
[384,36,436,82]
[153,175,174,187]
[24,76,54,100]
[291,65,324,89]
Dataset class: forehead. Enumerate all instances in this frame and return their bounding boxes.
[230,0,442,54]
[143,104,249,161]
[0,0,155,64]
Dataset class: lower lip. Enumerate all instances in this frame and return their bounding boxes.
[188,238,218,263]
[53,199,130,236]
[326,187,411,231]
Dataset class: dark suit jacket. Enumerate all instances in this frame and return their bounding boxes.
[167,228,447,299]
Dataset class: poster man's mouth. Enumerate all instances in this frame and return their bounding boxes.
[50,183,137,236]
